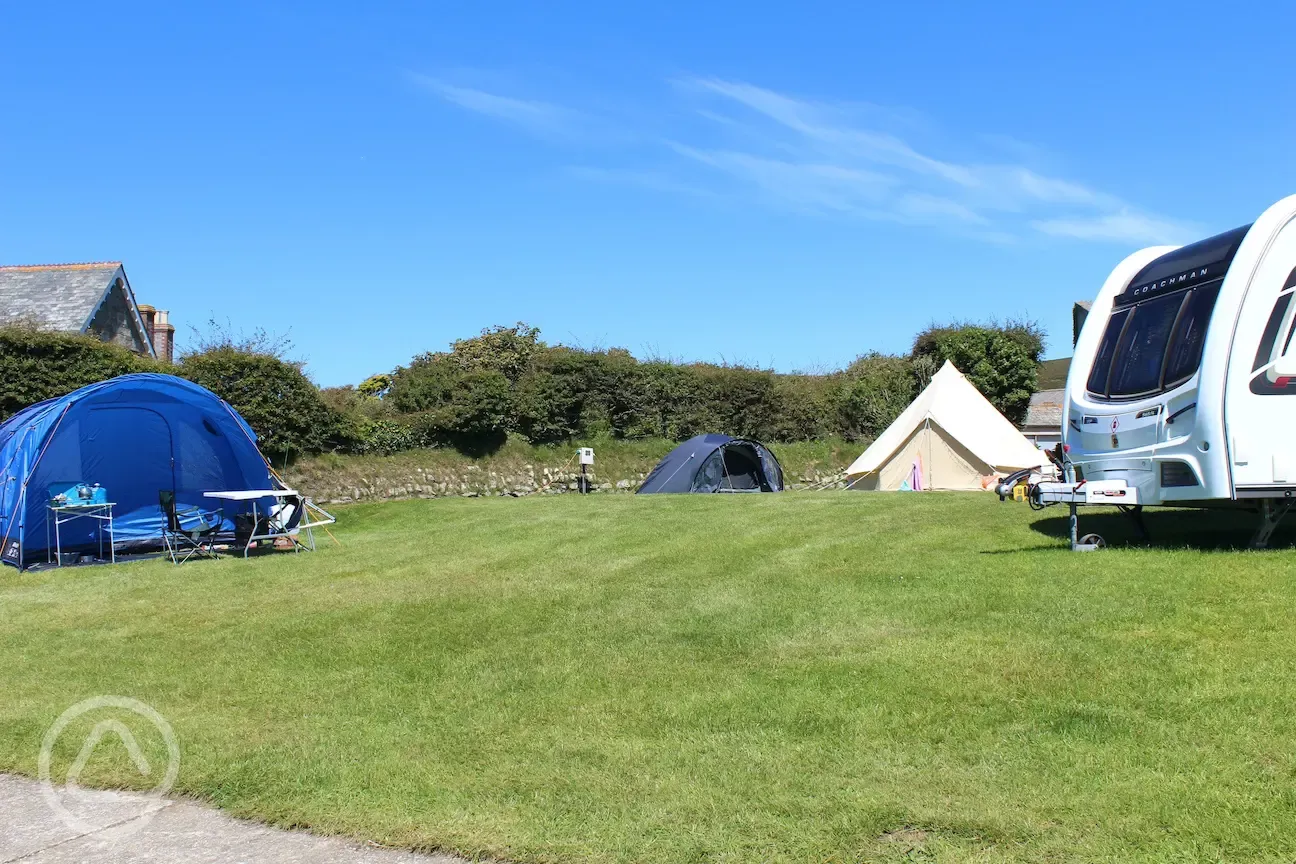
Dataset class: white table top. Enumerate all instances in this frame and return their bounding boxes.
[202,489,299,501]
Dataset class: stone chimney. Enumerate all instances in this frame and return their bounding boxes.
[138,305,176,363]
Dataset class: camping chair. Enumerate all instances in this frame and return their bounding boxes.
[159,490,221,564]
[268,494,304,535]
[262,494,305,553]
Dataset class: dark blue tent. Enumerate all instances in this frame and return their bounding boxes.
[637,434,784,494]
[0,374,276,569]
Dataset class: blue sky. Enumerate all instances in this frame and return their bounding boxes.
[3,2,1294,386]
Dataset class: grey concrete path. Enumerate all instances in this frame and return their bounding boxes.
[0,774,465,864]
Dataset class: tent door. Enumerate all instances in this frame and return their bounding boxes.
[83,406,177,527]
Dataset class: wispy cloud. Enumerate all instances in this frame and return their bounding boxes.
[410,74,583,142]
[411,70,1197,244]
[673,77,1196,242]
[1032,212,1188,245]
[683,78,980,187]
[667,144,897,213]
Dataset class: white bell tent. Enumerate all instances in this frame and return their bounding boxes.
[846,361,1046,491]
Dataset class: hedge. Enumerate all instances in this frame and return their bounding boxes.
[0,318,1045,459]
[0,328,345,462]
[0,326,158,419]
[179,347,345,460]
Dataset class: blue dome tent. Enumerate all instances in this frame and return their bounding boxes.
[637,434,784,494]
[0,374,277,569]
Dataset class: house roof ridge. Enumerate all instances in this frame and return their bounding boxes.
[0,262,123,272]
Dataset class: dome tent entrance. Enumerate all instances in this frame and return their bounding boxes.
[0,374,277,569]
[845,361,1045,491]
[637,434,784,494]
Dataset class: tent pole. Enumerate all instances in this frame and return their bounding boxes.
[926,418,932,491]
[654,452,696,490]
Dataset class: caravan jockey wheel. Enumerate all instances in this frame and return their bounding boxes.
[1078,533,1107,549]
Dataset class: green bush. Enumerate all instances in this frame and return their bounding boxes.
[406,369,513,456]
[448,322,543,383]
[913,318,1046,363]
[513,347,659,444]
[915,327,1037,424]
[514,348,598,445]
[388,352,514,455]
[589,349,645,438]
[357,373,392,398]
[629,362,712,440]
[767,374,835,442]
[320,385,391,423]
[835,354,917,441]
[698,365,782,441]
[350,418,426,456]
[0,326,157,420]
[387,354,459,415]
[178,348,344,461]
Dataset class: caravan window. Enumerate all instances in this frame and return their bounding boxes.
[1163,282,1222,387]
[1109,291,1184,397]
[1086,308,1129,394]
[1248,269,1296,394]
[1087,282,1223,400]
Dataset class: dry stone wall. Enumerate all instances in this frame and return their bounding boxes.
[288,465,849,504]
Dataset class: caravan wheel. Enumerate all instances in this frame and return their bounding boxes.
[1078,533,1107,549]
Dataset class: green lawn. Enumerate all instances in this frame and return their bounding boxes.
[3,493,1296,863]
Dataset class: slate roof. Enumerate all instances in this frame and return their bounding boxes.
[1022,388,1064,430]
[0,262,125,331]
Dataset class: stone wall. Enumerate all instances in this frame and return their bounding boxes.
[288,465,849,504]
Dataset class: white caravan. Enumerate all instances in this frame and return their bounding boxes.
[1019,194,1296,547]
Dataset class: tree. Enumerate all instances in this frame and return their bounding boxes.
[449,322,543,383]
[918,327,1037,424]
[357,373,392,398]
[912,318,1045,365]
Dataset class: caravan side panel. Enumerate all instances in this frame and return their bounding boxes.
[1224,199,1296,495]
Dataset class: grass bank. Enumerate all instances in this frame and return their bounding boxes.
[2,494,1295,862]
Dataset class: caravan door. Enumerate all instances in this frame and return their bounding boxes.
[1225,222,1296,492]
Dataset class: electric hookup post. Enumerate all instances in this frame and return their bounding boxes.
[577,447,594,494]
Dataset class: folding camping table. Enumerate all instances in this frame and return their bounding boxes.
[46,502,116,566]
[202,489,335,558]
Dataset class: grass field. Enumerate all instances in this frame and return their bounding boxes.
[3,493,1296,863]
